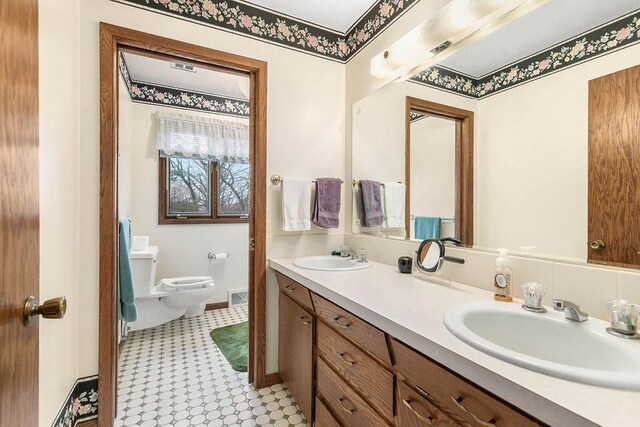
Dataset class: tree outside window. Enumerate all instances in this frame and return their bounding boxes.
[161,156,249,223]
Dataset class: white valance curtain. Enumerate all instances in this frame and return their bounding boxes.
[155,111,249,164]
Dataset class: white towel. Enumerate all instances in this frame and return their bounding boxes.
[282,177,312,231]
[382,182,405,228]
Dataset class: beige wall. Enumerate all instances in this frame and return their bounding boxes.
[410,117,456,239]
[39,0,81,423]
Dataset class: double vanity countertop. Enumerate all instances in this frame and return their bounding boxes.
[269,258,640,427]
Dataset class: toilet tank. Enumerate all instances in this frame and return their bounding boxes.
[129,246,159,298]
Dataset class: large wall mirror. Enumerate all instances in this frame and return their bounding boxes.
[351,0,640,268]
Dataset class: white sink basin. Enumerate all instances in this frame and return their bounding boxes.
[292,255,372,271]
[444,302,640,390]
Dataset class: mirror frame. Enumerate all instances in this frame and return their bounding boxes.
[416,239,445,272]
[405,97,474,245]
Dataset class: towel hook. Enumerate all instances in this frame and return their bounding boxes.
[270,174,283,185]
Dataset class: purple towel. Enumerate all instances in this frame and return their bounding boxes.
[312,178,341,228]
[359,180,384,227]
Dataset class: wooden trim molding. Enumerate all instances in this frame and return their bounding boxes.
[264,372,283,388]
[99,23,268,427]
[405,97,474,246]
[205,301,230,311]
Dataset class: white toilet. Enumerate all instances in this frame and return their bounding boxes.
[128,246,215,331]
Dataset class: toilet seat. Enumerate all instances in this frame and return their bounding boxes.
[161,276,214,291]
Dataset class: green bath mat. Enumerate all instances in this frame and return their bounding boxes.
[210,321,248,372]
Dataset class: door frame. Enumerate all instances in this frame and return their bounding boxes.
[405,97,474,245]
[99,23,268,426]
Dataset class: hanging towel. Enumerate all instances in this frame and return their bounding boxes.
[414,217,441,240]
[312,178,341,228]
[359,180,384,227]
[119,220,137,322]
[282,177,312,231]
[382,182,405,228]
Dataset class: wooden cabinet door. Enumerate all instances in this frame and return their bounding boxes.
[588,64,640,267]
[279,292,314,422]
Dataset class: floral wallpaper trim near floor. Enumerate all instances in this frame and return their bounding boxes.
[410,10,640,99]
[119,53,250,116]
[111,0,420,62]
[52,375,98,427]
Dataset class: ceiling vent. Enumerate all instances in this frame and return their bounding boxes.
[171,62,196,73]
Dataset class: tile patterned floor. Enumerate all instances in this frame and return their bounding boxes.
[115,306,308,427]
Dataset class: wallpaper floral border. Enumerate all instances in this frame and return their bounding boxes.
[119,53,250,116]
[52,376,98,427]
[111,0,420,62]
[410,10,640,99]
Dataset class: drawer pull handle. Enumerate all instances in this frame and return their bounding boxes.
[415,385,430,398]
[451,396,497,427]
[333,316,352,328]
[300,316,311,325]
[402,399,433,425]
[338,352,355,366]
[338,398,355,414]
[284,285,295,293]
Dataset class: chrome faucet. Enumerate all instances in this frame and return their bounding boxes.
[553,299,589,322]
[339,246,368,263]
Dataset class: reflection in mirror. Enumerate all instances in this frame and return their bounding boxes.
[409,112,456,241]
[352,2,640,266]
[405,97,473,244]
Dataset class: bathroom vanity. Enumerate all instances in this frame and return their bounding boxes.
[270,258,640,427]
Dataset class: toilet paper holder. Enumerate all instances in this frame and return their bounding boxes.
[208,251,230,260]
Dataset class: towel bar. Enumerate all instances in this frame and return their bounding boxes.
[410,214,455,222]
[270,174,344,185]
[352,180,402,186]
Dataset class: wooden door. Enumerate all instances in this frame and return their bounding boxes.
[278,292,314,421]
[588,65,640,268]
[0,0,40,425]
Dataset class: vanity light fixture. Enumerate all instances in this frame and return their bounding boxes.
[370,0,549,81]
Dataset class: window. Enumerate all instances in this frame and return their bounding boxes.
[159,156,249,224]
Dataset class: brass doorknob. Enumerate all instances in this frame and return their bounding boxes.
[589,240,606,250]
[23,296,67,327]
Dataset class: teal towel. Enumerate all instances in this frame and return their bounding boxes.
[415,217,441,240]
[119,220,137,322]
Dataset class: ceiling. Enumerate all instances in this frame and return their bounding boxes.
[242,0,379,33]
[122,51,250,100]
[439,0,640,78]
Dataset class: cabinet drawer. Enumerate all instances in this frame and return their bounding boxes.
[317,358,388,427]
[398,380,467,427]
[317,322,393,420]
[275,271,314,311]
[392,339,541,427]
[312,293,391,366]
[315,397,341,427]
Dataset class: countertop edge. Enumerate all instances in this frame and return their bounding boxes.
[269,259,598,427]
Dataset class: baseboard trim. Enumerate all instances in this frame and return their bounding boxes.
[51,375,98,427]
[205,301,229,311]
[263,372,282,388]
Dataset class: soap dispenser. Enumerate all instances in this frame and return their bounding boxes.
[494,248,513,302]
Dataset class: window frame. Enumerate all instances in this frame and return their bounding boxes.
[158,156,249,225]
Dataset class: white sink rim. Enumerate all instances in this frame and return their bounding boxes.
[292,255,372,271]
[444,302,640,390]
